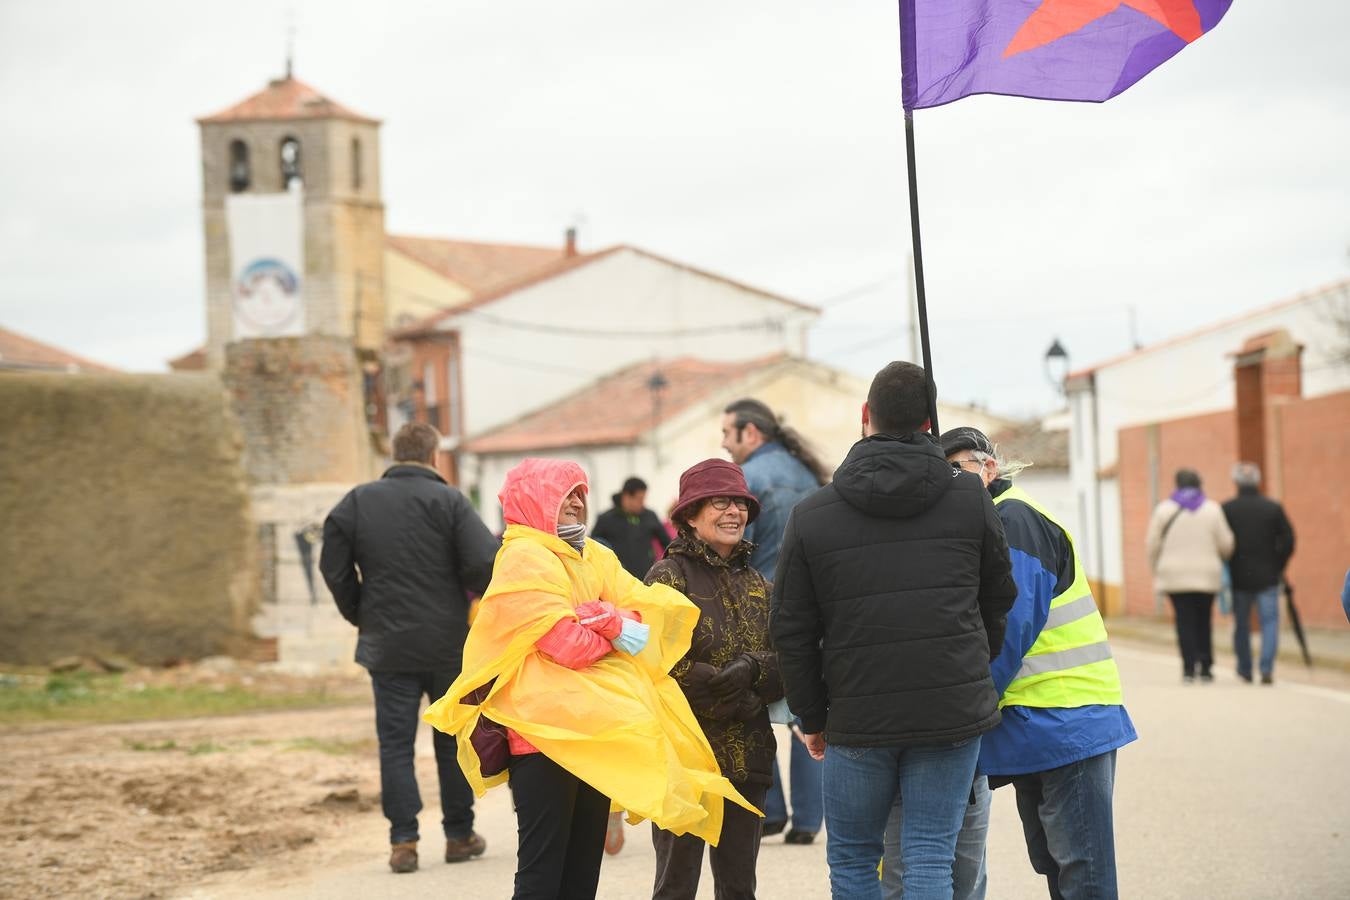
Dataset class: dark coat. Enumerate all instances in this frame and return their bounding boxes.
[645,535,783,786]
[591,506,671,579]
[319,464,499,672]
[770,433,1018,747]
[1222,487,1296,591]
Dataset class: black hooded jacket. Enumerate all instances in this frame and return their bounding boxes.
[320,464,500,672]
[769,433,1018,747]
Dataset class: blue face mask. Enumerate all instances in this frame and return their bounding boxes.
[612,618,650,656]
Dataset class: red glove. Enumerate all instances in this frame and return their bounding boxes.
[574,601,623,640]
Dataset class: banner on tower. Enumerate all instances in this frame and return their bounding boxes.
[226,190,306,340]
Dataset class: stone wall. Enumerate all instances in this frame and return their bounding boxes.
[224,336,376,485]
[0,373,257,665]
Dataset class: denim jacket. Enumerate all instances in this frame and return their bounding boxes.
[741,442,820,579]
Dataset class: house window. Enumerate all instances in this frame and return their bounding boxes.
[228,140,250,192]
[280,136,303,189]
[351,137,362,191]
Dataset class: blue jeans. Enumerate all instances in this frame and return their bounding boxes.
[823,738,981,900]
[1232,586,1280,678]
[1012,750,1119,900]
[370,670,474,844]
[764,732,824,832]
[882,775,989,899]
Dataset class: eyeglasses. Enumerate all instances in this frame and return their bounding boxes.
[708,497,750,511]
[950,457,984,473]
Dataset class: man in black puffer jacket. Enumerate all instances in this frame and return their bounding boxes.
[770,361,1017,898]
[320,423,500,873]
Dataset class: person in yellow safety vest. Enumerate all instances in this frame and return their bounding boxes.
[913,427,1136,900]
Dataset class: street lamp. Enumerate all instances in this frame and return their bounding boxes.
[1044,338,1070,396]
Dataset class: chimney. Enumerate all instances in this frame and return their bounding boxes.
[564,227,578,258]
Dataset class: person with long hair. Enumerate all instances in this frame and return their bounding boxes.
[720,398,827,844]
[423,458,756,900]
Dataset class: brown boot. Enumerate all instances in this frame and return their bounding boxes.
[389,841,418,873]
[445,832,486,863]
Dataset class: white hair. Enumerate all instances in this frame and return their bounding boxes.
[973,442,1033,481]
[1232,461,1261,488]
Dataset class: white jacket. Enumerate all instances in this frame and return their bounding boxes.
[1146,497,1234,594]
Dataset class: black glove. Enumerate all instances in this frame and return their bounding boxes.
[708,655,759,700]
[681,662,719,709]
[732,691,762,722]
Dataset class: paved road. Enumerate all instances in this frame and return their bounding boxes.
[183,640,1350,899]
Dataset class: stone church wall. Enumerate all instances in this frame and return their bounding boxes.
[0,373,257,665]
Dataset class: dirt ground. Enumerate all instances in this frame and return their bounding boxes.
[1,676,378,900]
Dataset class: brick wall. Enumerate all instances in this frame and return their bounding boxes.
[1119,410,1238,617]
[1272,392,1350,626]
[224,336,375,485]
[1118,392,1350,627]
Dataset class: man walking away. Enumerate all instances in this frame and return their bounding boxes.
[591,476,672,579]
[320,423,500,874]
[771,362,1018,900]
[722,397,829,844]
[1222,462,1295,685]
[927,427,1137,900]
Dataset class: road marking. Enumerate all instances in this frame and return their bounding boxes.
[1113,644,1350,705]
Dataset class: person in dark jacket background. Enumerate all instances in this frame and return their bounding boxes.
[1222,462,1296,685]
[320,422,500,874]
[645,458,783,900]
[591,476,671,579]
[770,361,1017,900]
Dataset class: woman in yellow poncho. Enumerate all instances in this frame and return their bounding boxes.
[423,457,756,899]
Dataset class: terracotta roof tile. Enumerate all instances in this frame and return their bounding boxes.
[464,355,786,454]
[990,420,1069,470]
[198,76,379,125]
[0,327,117,373]
[385,234,566,295]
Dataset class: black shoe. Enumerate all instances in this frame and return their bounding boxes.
[784,829,816,845]
[1199,672,1214,683]
[1237,671,1253,684]
[761,819,787,837]
[1182,674,1196,684]
[1261,673,1274,685]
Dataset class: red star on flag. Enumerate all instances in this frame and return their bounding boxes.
[1004,0,1204,58]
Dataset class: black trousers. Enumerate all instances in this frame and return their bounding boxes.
[369,670,473,844]
[651,781,768,900]
[509,753,610,900]
[1168,592,1215,676]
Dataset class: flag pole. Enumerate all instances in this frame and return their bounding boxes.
[903,110,940,436]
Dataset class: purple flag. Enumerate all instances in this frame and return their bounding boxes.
[900,0,1233,110]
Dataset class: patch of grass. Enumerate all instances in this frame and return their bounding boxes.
[125,738,179,752]
[0,672,356,726]
[186,741,228,755]
[284,736,373,756]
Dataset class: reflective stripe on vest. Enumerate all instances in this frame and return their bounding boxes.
[993,484,1124,709]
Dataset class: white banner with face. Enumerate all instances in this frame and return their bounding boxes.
[226,189,306,339]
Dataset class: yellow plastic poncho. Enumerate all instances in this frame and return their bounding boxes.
[423,457,757,845]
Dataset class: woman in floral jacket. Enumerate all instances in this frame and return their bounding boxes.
[645,458,784,900]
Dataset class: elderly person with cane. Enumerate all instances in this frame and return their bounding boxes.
[645,459,784,900]
[423,458,756,900]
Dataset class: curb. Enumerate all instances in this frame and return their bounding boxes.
[1104,618,1350,675]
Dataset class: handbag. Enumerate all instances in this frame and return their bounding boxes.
[461,679,509,778]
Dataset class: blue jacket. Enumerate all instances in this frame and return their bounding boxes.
[740,442,820,579]
[978,479,1137,778]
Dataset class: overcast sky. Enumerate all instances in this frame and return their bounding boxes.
[1,1,1346,416]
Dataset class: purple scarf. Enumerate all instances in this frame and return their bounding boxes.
[1170,487,1206,512]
